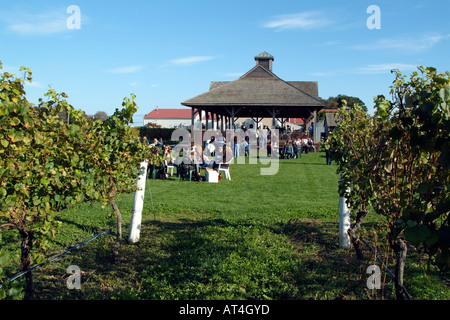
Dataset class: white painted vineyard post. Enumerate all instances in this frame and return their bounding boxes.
[339,176,351,249]
[128,161,148,244]
[339,196,351,249]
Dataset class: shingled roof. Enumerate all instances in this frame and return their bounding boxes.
[181,52,323,119]
[144,108,192,119]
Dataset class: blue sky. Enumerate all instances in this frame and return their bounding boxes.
[1,0,449,124]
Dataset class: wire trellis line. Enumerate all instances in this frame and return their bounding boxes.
[0,228,112,289]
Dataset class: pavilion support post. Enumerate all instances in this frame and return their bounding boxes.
[220,115,224,131]
[313,109,317,144]
[272,107,276,129]
[191,108,195,130]
[252,117,262,130]
[231,107,235,130]
[206,111,209,130]
[197,108,202,130]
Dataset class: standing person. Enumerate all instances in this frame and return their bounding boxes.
[307,138,314,153]
[256,126,260,150]
[286,125,292,141]
[308,123,314,139]
[295,138,302,158]
[325,148,331,165]
[244,140,249,157]
[325,130,332,165]
[260,125,267,151]
[233,135,240,157]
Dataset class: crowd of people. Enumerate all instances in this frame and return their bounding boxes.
[280,137,315,159]
[143,135,234,181]
[142,127,321,180]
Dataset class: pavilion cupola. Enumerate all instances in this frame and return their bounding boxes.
[254,51,274,72]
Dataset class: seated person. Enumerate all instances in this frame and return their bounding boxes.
[163,145,173,165]
[283,142,293,158]
[302,138,309,154]
[163,145,175,177]
[203,136,216,166]
[212,145,233,170]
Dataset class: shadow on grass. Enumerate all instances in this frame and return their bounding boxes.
[280,161,330,166]
[35,216,372,300]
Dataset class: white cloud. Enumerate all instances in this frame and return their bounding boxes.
[1,7,88,35]
[357,63,417,74]
[223,72,244,77]
[353,34,450,52]
[308,63,417,77]
[25,81,45,88]
[308,71,338,77]
[314,40,342,47]
[263,12,331,31]
[169,56,216,66]
[107,65,145,74]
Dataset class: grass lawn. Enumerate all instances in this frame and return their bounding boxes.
[1,152,449,300]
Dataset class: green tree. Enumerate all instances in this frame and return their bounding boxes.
[86,95,153,262]
[324,102,378,259]
[0,62,154,299]
[0,249,22,300]
[0,65,97,299]
[326,66,449,299]
[373,67,449,275]
[323,94,367,112]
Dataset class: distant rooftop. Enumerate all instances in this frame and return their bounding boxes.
[144,108,191,119]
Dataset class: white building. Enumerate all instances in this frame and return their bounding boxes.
[143,108,198,128]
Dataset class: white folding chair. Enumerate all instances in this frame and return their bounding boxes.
[218,158,233,180]
[167,165,175,176]
[165,160,175,176]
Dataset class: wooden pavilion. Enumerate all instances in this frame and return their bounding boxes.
[181,52,324,142]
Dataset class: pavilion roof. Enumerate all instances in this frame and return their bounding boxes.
[181,56,324,119]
